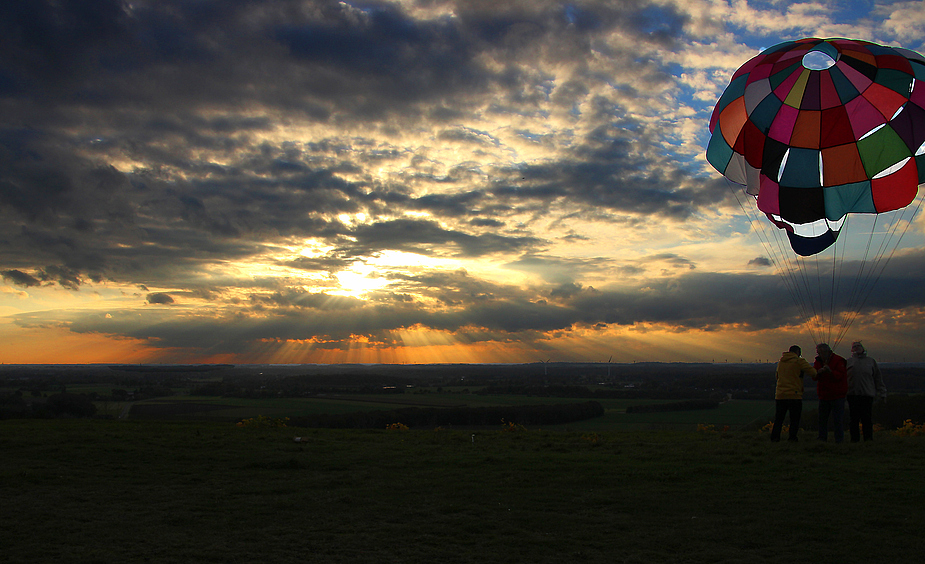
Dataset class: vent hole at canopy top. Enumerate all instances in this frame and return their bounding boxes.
[803,50,837,70]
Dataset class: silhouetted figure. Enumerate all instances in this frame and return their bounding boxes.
[772,345,817,442]
[846,341,886,442]
[812,343,847,442]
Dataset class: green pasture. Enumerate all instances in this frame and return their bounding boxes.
[2,419,924,563]
[547,398,776,432]
[117,392,775,431]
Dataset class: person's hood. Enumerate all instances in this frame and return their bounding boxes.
[851,342,867,358]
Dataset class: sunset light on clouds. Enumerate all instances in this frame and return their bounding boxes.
[2,0,925,364]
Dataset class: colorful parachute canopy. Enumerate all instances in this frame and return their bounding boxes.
[707,38,925,256]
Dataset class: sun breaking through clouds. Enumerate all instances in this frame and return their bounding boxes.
[2,0,925,364]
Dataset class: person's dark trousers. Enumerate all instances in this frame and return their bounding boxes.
[847,395,874,441]
[818,398,845,442]
[771,399,802,442]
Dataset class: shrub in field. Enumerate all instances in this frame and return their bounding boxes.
[892,420,925,437]
[697,423,730,434]
[386,422,409,431]
[581,433,602,445]
[236,415,289,428]
[759,421,792,435]
[501,419,527,432]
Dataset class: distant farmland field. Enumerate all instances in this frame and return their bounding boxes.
[123,393,775,431]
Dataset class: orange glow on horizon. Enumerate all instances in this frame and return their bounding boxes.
[0,316,887,365]
[0,324,156,364]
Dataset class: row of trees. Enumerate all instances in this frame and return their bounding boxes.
[0,385,174,419]
[0,392,97,419]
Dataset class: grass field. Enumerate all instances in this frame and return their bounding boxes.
[121,394,778,432]
[3,419,924,563]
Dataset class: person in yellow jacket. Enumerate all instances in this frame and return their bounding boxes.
[771,345,817,442]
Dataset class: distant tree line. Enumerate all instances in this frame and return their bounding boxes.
[0,392,97,419]
[0,367,199,390]
[0,385,176,420]
[288,401,605,429]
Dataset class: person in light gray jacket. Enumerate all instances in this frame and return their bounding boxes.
[846,341,887,442]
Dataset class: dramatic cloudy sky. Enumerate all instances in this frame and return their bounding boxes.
[2,0,925,364]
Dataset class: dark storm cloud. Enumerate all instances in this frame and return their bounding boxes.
[146,292,175,305]
[345,218,544,258]
[567,273,797,330]
[282,255,354,273]
[0,0,694,132]
[0,127,355,285]
[835,251,925,310]
[0,130,135,224]
[2,0,667,118]
[385,269,516,306]
[0,0,707,286]
[413,191,493,218]
[505,255,616,284]
[0,154,273,285]
[249,289,366,311]
[492,131,722,220]
[273,4,483,108]
[1,269,41,287]
[37,265,83,290]
[471,217,505,228]
[646,253,696,270]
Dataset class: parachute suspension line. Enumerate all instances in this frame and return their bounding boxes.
[853,214,882,308]
[835,213,889,346]
[829,214,852,349]
[728,187,775,272]
[725,179,819,343]
[771,220,822,344]
[793,255,821,344]
[840,193,925,347]
[744,199,822,339]
[826,226,840,346]
[831,212,885,346]
[810,252,826,344]
[833,192,925,347]
[809,249,830,346]
[795,251,825,345]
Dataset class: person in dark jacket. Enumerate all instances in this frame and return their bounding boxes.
[846,341,886,442]
[772,345,817,442]
[812,343,847,442]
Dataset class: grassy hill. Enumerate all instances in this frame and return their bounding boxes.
[2,419,924,563]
